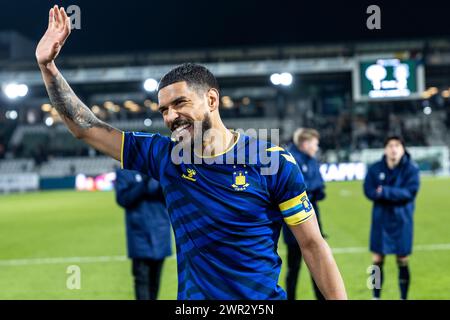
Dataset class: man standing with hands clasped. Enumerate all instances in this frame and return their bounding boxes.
[115,169,171,300]
[364,136,420,300]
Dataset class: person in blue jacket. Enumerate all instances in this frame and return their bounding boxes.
[114,169,172,300]
[364,136,420,300]
[282,128,326,300]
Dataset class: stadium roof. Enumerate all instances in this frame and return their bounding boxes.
[0,0,449,55]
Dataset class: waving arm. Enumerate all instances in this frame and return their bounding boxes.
[36,5,122,160]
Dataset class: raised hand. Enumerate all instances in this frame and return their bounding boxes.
[36,5,123,162]
[36,5,71,67]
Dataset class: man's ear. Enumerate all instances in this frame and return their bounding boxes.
[207,88,220,112]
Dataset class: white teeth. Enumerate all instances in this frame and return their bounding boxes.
[175,124,190,132]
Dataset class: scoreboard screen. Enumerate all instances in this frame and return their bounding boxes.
[353,57,425,102]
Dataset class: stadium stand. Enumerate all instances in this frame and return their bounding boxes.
[1,37,449,178]
[38,157,119,177]
[0,158,34,173]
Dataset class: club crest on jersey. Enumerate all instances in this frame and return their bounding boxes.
[182,168,197,182]
[232,169,250,191]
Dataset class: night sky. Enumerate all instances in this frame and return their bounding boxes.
[0,0,449,56]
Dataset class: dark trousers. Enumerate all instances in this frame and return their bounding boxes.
[286,244,325,300]
[131,258,165,300]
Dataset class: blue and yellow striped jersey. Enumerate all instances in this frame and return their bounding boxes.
[122,131,314,299]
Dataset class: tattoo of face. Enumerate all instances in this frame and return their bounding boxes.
[46,73,113,132]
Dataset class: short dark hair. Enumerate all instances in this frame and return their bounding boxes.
[384,135,405,148]
[158,63,219,93]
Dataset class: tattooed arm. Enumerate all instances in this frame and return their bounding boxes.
[42,65,122,160]
[36,5,122,160]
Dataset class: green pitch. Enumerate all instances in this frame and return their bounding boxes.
[0,177,449,300]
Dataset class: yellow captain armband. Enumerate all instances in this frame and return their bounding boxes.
[120,131,125,169]
[279,191,315,226]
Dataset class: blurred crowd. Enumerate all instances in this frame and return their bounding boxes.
[1,98,448,164]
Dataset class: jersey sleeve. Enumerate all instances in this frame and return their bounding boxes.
[270,150,315,226]
[121,131,171,180]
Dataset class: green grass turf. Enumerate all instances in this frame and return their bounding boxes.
[0,177,449,300]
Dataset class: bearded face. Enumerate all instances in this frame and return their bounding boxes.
[171,112,212,146]
[158,81,213,146]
